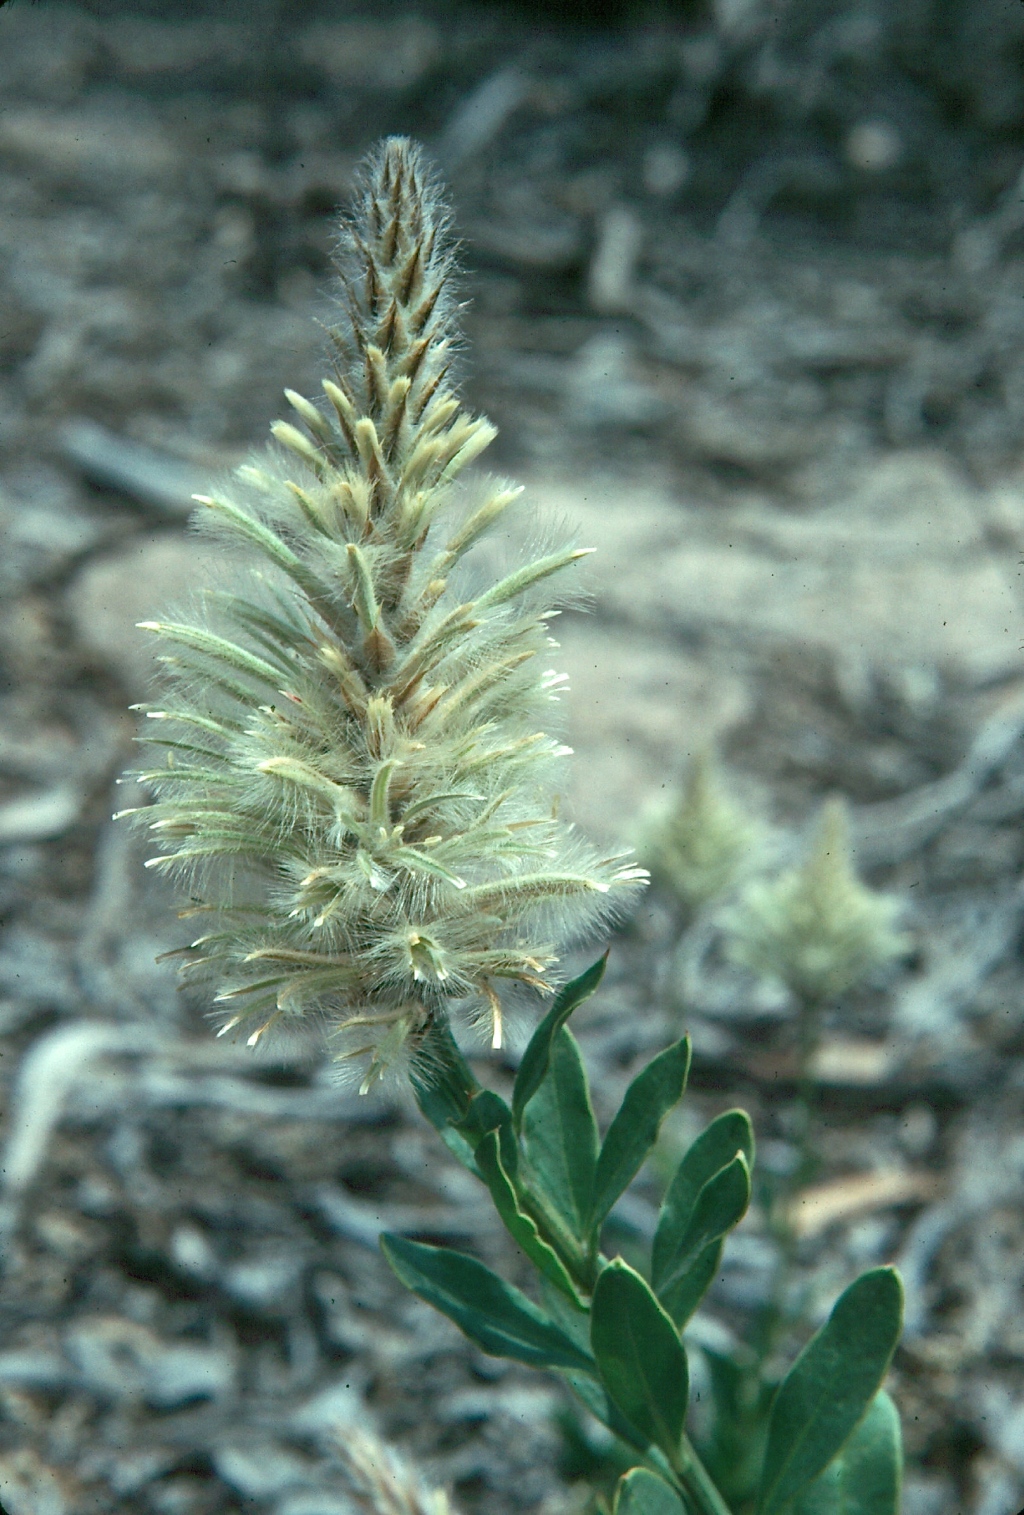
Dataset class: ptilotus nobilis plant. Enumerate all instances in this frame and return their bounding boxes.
[120,140,907,1515]
[120,138,646,1092]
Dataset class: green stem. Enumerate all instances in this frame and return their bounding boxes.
[676,1432,735,1515]
[790,991,823,1193]
[411,1014,480,1113]
[752,992,825,1380]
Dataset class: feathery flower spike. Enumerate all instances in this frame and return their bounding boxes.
[724,796,908,1004]
[124,138,646,1088]
[641,746,763,911]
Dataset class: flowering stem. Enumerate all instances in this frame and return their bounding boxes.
[785,989,825,1243]
[410,1015,481,1123]
[752,991,825,1386]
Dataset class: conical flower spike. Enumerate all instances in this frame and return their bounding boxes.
[123,138,646,1088]
[724,796,907,1004]
[642,746,762,911]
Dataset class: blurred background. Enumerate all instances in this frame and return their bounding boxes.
[2,1,1024,1512]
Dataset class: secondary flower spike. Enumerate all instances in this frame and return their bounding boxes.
[121,138,647,1090]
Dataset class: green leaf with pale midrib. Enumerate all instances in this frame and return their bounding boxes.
[652,1108,754,1287]
[590,1037,691,1234]
[791,1391,902,1515]
[380,1233,594,1373]
[590,1259,689,1463]
[512,955,607,1129]
[474,1130,584,1305]
[757,1267,904,1515]
[521,1026,598,1244]
[654,1154,751,1325]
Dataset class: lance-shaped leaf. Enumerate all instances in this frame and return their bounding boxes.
[757,1267,904,1515]
[591,1259,689,1462]
[653,1152,751,1327]
[792,1391,902,1515]
[381,1234,594,1372]
[653,1109,754,1281]
[475,1130,584,1305]
[702,1347,775,1508]
[652,1109,754,1327]
[512,954,607,1129]
[521,1026,598,1247]
[614,1468,686,1515]
[590,1038,691,1234]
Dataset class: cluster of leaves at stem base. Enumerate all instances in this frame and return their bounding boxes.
[383,957,905,1515]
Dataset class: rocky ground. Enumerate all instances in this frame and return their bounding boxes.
[2,2,1024,1513]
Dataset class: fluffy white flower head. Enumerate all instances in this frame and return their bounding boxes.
[123,138,646,1090]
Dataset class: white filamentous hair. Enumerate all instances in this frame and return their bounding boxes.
[122,138,646,1091]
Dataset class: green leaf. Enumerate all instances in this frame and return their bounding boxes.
[653,1109,754,1286]
[757,1267,904,1515]
[410,1025,518,1179]
[559,1369,653,1458]
[380,1234,594,1372]
[411,1018,481,1172]
[652,1110,754,1328]
[590,1038,692,1233]
[660,1239,725,1332]
[653,1153,751,1327]
[792,1391,902,1515]
[701,1348,775,1508]
[614,1468,686,1515]
[512,954,607,1130]
[521,1026,599,1243]
[591,1259,689,1462]
[462,1089,519,1178]
[474,1130,585,1305]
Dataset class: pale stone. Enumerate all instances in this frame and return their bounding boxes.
[529,452,1024,681]
[65,531,244,697]
[69,450,1024,839]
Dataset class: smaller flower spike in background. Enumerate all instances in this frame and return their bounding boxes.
[724,796,907,1005]
[640,746,764,915]
[120,138,646,1090]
